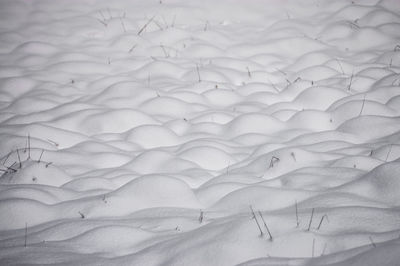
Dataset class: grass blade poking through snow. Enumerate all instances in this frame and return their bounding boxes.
[24,223,27,248]
[359,94,366,116]
[199,210,204,224]
[269,156,280,168]
[138,15,155,35]
[258,211,273,241]
[317,214,328,230]
[17,149,22,169]
[250,206,263,237]
[385,144,393,162]
[307,208,315,231]
[38,149,44,163]
[196,64,201,83]
[295,200,299,228]
[28,134,31,160]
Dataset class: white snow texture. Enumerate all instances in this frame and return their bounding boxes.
[1,0,400,265]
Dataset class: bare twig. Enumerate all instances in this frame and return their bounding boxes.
[317,214,328,230]
[160,44,170,57]
[138,15,156,35]
[38,149,44,163]
[275,68,287,76]
[369,236,376,248]
[359,94,366,116]
[199,210,204,223]
[128,44,137,53]
[307,208,315,231]
[348,71,354,91]
[24,222,28,248]
[97,18,108,27]
[267,78,280,93]
[7,162,17,172]
[46,139,59,147]
[258,211,273,241]
[2,151,12,165]
[291,152,296,162]
[196,64,201,82]
[153,19,164,31]
[269,156,280,168]
[119,17,127,32]
[78,211,85,219]
[385,144,393,162]
[321,243,327,256]
[250,206,263,237]
[295,200,299,228]
[99,10,106,21]
[336,58,345,74]
[246,66,251,78]
[293,77,301,83]
[17,149,22,169]
[204,20,209,31]
[27,134,31,159]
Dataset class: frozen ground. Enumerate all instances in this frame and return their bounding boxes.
[1,0,400,265]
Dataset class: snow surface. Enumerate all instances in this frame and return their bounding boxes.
[1,0,400,265]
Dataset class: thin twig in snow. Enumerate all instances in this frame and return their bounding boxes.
[27,134,31,160]
[196,64,201,82]
[358,94,366,116]
[317,214,328,230]
[153,19,164,31]
[321,243,327,256]
[267,78,280,93]
[295,200,299,228]
[38,149,44,163]
[385,144,393,162]
[120,17,127,32]
[199,210,204,223]
[258,211,273,241]
[348,71,354,91]
[24,223,28,248]
[307,208,315,231]
[204,20,209,31]
[336,58,345,74]
[250,206,263,237]
[369,236,376,248]
[246,66,251,78]
[3,151,12,165]
[129,44,137,53]
[138,15,156,35]
[160,44,169,57]
[269,156,280,168]
[97,18,107,27]
[17,149,22,169]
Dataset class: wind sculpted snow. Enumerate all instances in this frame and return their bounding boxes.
[1,0,400,265]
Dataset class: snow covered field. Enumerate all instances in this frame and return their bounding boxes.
[1,0,400,265]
